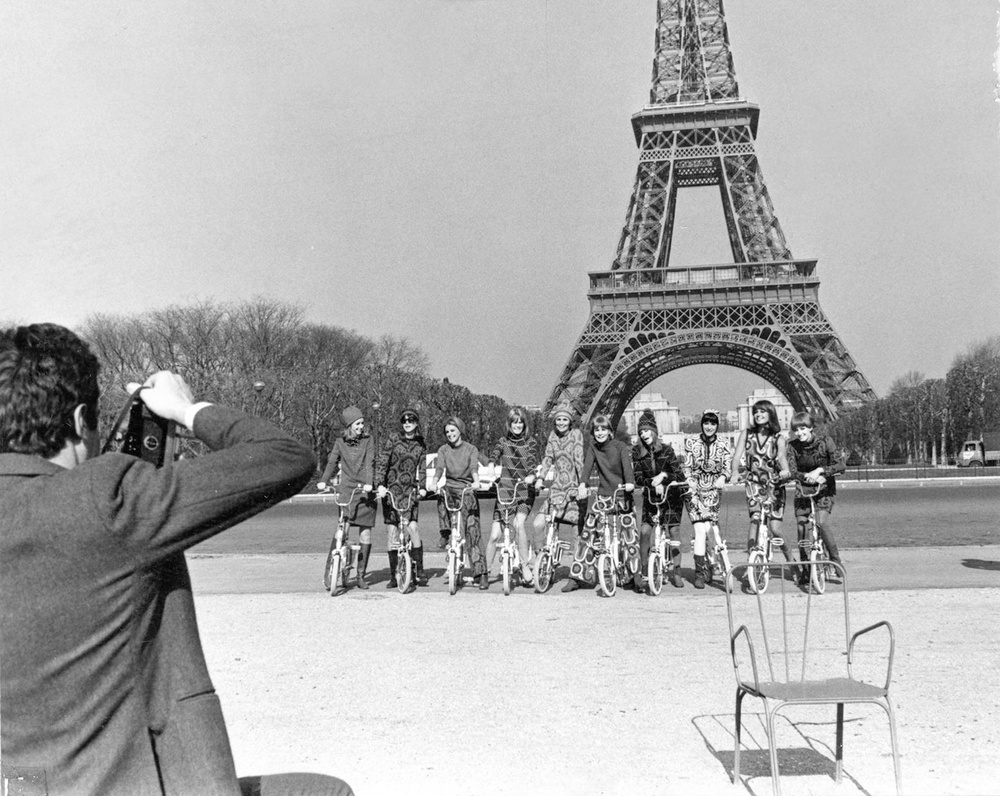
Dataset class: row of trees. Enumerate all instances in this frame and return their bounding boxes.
[80,298,514,467]
[828,336,1000,464]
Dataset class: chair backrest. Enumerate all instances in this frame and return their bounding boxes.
[725,561,851,686]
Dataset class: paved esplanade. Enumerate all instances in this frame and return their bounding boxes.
[190,546,1000,795]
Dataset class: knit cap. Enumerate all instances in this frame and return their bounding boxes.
[341,405,363,426]
[551,401,575,421]
[637,409,658,434]
[400,407,420,423]
[444,416,466,436]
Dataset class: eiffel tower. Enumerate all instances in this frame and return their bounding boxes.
[544,0,875,424]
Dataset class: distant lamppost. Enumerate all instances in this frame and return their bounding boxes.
[252,380,266,416]
[370,399,381,463]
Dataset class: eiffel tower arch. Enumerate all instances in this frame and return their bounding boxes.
[544,0,875,426]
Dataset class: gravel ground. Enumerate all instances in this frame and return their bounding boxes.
[191,547,1000,796]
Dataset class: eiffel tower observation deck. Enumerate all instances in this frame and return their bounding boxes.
[544,0,875,424]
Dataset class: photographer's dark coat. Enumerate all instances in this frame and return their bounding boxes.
[0,406,315,796]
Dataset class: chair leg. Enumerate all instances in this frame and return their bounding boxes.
[766,701,783,796]
[883,698,903,796]
[734,688,745,783]
[835,702,844,783]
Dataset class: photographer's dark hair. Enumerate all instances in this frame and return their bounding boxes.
[0,324,100,458]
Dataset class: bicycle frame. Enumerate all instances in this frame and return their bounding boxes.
[644,481,687,596]
[384,489,417,593]
[793,480,831,594]
[493,479,529,595]
[745,476,784,594]
[321,485,364,596]
[594,485,631,597]
[439,484,477,595]
[533,487,574,594]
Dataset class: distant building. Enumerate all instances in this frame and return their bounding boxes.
[737,388,794,431]
[623,392,680,441]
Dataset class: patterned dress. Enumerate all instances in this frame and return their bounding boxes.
[374,432,426,528]
[683,434,733,523]
[538,427,585,525]
[488,433,538,519]
[741,432,786,521]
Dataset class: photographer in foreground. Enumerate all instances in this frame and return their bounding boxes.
[0,324,352,796]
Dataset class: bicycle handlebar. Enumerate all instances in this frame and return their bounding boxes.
[493,478,531,507]
[322,485,367,508]
[383,488,416,512]
[438,484,479,513]
[643,481,688,504]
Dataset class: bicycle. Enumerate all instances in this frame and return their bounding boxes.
[742,475,786,595]
[594,486,634,598]
[493,479,531,596]
[532,487,574,594]
[384,488,418,594]
[438,484,478,596]
[794,480,835,594]
[320,485,365,596]
[643,481,688,596]
[703,517,736,593]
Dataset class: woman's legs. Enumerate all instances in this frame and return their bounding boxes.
[514,513,532,582]
[816,508,841,562]
[486,520,502,575]
[386,523,400,588]
[692,520,709,589]
[356,525,372,589]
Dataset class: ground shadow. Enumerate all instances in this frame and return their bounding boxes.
[961,558,1000,571]
[692,713,872,796]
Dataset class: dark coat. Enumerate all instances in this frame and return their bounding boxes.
[631,439,686,522]
[0,406,315,795]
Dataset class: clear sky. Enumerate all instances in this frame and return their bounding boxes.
[4,1,999,414]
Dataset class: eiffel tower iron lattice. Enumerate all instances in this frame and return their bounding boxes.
[544,0,875,425]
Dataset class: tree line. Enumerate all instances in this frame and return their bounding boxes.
[827,336,1000,465]
[79,298,517,470]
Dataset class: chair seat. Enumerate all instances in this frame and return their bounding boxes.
[744,677,887,702]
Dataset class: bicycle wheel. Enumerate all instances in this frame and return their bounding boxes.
[646,552,663,596]
[327,552,342,597]
[747,549,768,594]
[720,548,735,593]
[535,550,553,593]
[447,549,460,595]
[501,551,512,596]
[597,553,617,597]
[341,551,351,590]
[809,547,827,594]
[397,550,413,594]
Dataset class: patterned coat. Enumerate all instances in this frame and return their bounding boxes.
[683,434,733,523]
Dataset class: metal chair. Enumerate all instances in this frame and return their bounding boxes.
[725,560,902,795]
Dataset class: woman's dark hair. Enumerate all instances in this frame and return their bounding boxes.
[750,400,781,436]
[0,324,100,458]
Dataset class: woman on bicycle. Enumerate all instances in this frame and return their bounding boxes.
[631,410,686,591]
[563,414,636,592]
[317,405,376,590]
[375,407,428,589]
[731,399,795,572]
[787,410,845,584]
[531,402,586,585]
[486,407,538,586]
[433,416,488,590]
[682,410,733,589]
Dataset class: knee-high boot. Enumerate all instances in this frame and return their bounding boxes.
[693,554,707,589]
[669,543,684,588]
[412,546,426,586]
[356,543,371,589]
[387,549,399,588]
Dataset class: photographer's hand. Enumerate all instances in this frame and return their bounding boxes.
[128,371,205,429]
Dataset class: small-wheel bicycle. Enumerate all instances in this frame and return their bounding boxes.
[439,484,478,596]
[533,487,574,594]
[743,476,785,595]
[703,518,736,593]
[320,485,364,596]
[493,479,531,596]
[594,486,634,598]
[794,480,835,594]
[644,481,688,596]
[384,489,418,594]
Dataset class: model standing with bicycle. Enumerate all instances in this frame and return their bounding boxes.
[682,410,733,589]
[317,405,376,590]
[531,402,586,583]
[433,416,489,590]
[731,399,795,571]
[486,407,538,586]
[375,407,428,589]
[786,410,845,584]
[631,410,686,590]
[565,414,636,592]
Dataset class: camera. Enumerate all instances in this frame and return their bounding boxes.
[120,395,175,468]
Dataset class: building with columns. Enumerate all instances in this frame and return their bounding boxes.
[623,392,681,440]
